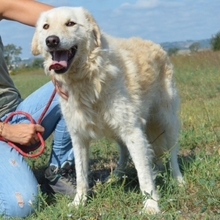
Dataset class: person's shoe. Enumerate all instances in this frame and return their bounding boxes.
[43,161,76,198]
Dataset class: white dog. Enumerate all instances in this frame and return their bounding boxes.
[32,7,184,213]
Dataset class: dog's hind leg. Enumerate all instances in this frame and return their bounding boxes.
[105,141,129,183]
[169,142,184,184]
[148,97,184,185]
[162,95,184,184]
[163,114,184,184]
[114,140,129,177]
[147,120,184,184]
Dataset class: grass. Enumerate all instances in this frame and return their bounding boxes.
[4,50,220,219]
[11,69,50,98]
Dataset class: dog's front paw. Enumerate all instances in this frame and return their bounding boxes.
[142,199,160,214]
[68,193,87,208]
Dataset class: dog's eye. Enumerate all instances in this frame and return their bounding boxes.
[43,24,49,30]
[66,21,76,27]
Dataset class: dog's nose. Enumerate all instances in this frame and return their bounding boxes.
[46,35,60,48]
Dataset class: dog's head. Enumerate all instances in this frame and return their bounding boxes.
[32,7,101,74]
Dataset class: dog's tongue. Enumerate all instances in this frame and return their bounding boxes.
[49,51,68,70]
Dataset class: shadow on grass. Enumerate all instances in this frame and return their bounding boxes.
[31,148,198,211]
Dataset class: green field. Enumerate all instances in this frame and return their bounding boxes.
[8,51,220,219]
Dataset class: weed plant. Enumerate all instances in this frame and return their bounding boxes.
[4,51,220,219]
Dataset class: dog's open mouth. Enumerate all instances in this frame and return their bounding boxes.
[49,46,77,74]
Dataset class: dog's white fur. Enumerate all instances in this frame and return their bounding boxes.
[32,7,184,213]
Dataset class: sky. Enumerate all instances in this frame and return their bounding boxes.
[0,0,219,59]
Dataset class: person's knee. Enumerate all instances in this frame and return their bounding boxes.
[0,143,39,218]
[0,186,39,218]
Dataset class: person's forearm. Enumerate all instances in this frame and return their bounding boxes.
[0,0,53,26]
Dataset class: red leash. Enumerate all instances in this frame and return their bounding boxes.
[0,88,56,158]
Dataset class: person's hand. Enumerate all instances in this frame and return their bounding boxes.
[2,123,45,146]
[51,76,69,100]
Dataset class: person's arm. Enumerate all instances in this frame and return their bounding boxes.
[0,0,53,26]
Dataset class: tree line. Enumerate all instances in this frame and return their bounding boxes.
[3,44,43,69]
[4,31,220,62]
[168,31,220,56]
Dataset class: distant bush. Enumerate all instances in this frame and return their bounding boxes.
[211,31,220,51]
[189,42,200,52]
[167,47,179,56]
[31,58,44,68]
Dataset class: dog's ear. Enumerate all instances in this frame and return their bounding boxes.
[84,9,101,47]
[31,30,40,56]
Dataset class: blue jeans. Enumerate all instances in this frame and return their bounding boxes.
[0,81,74,218]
